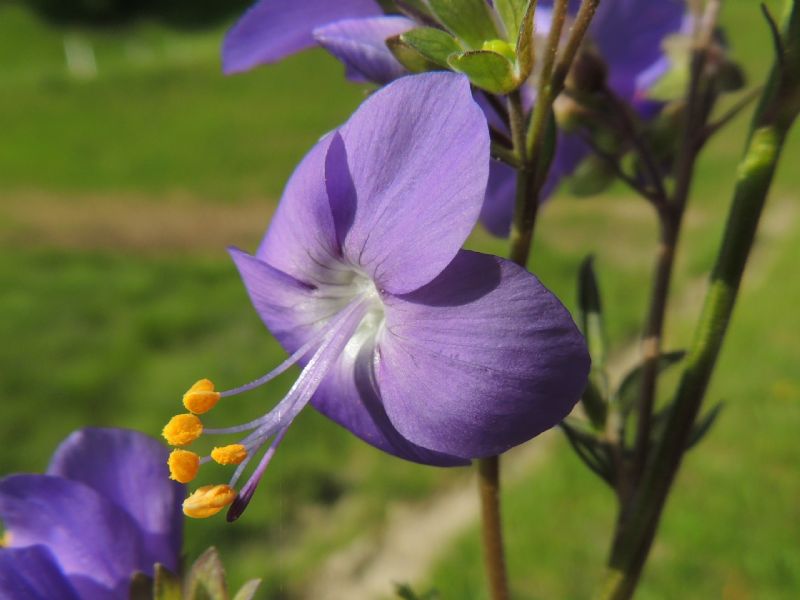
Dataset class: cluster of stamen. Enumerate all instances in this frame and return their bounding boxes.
[162,379,245,519]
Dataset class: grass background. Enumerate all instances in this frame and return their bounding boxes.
[0,1,797,598]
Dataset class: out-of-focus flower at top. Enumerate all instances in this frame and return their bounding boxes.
[222,1,687,237]
[0,428,183,600]
[161,73,590,522]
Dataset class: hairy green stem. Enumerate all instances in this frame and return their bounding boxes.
[599,2,800,597]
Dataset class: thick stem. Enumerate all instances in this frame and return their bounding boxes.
[599,2,800,597]
[478,456,510,600]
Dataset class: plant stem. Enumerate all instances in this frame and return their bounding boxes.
[478,456,510,600]
[629,0,721,487]
[599,2,800,597]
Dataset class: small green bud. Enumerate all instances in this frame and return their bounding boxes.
[481,39,517,63]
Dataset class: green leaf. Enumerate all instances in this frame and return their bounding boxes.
[569,155,617,197]
[386,35,441,73]
[154,564,182,600]
[560,418,615,486]
[495,0,531,44]
[686,402,724,450]
[186,547,228,600]
[428,0,500,48]
[581,378,608,431]
[448,50,517,94]
[232,580,263,600]
[515,0,537,81]
[395,582,441,599]
[400,27,462,67]
[616,351,687,418]
[577,255,608,369]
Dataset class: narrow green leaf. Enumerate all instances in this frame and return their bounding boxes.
[232,580,263,600]
[186,547,228,600]
[428,0,500,48]
[577,255,608,369]
[617,351,687,417]
[515,0,537,80]
[582,378,608,431]
[560,419,615,486]
[686,402,724,450]
[495,0,530,43]
[400,27,462,67]
[386,35,441,73]
[154,564,182,600]
[448,50,517,94]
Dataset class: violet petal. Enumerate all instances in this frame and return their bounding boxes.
[46,428,183,573]
[335,72,490,294]
[0,546,81,600]
[223,0,383,74]
[314,16,415,84]
[378,250,590,458]
[0,475,148,600]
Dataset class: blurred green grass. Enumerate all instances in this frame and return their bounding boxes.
[0,0,798,598]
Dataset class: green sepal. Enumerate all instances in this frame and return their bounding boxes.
[428,0,500,49]
[154,564,182,600]
[129,572,153,600]
[560,418,615,486]
[186,547,228,600]
[399,27,462,68]
[515,0,536,81]
[232,580,263,600]
[495,0,531,44]
[569,155,617,197]
[386,35,442,73]
[448,50,517,94]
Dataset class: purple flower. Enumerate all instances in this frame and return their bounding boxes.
[0,428,183,600]
[223,1,686,237]
[161,73,589,521]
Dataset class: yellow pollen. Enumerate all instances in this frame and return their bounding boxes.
[0,531,11,547]
[162,413,203,446]
[183,379,221,415]
[211,444,248,466]
[183,484,237,519]
[167,449,200,483]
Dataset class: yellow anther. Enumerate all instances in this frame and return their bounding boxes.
[211,444,248,466]
[0,531,11,547]
[162,414,203,447]
[167,449,200,484]
[183,379,221,415]
[183,484,237,519]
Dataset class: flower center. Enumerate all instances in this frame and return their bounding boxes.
[161,272,385,521]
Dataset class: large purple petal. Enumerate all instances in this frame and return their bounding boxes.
[0,475,148,600]
[590,0,685,102]
[377,250,590,457]
[255,133,343,288]
[311,339,469,466]
[0,546,81,600]
[223,0,383,74]
[46,428,183,573]
[335,72,490,294]
[230,247,335,351]
[314,16,414,84]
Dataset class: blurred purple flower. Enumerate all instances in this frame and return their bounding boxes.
[223,1,686,236]
[0,428,183,600]
[176,73,589,520]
